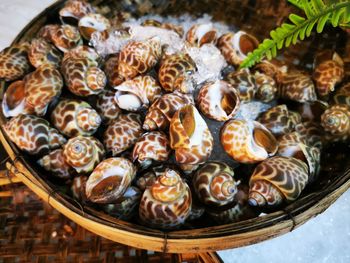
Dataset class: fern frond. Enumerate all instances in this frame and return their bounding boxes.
[240,1,350,69]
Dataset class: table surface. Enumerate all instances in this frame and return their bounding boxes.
[0,1,349,262]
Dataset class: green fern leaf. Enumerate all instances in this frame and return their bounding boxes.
[317,13,331,32]
[331,8,344,26]
[288,0,305,10]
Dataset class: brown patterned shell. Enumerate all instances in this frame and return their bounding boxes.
[104,54,124,87]
[313,50,344,97]
[279,72,317,102]
[61,57,106,96]
[37,24,60,42]
[139,168,192,229]
[169,105,213,165]
[158,53,196,93]
[248,156,309,207]
[220,119,278,164]
[0,43,31,81]
[143,92,194,131]
[51,25,82,52]
[28,38,62,68]
[321,104,350,142]
[197,80,240,121]
[192,162,238,207]
[103,113,143,156]
[226,68,256,102]
[141,19,184,37]
[63,136,105,174]
[37,149,74,180]
[295,121,324,149]
[95,89,121,124]
[217,31,259,66]
[78,13,111,41]
[23,64,63,116]
[85,157,137,203]
[186,23,218,47]
[254,59,288,83]
[51,99,101,137]
[258,105,301,137]
[118,37,162,79]
[59,0,95,23]
[333,82,350,106]
[114,75,162,112]
[71,175,88,202]
[254,72,278,102]
[63,45,101,63]
[2,114,66,156]
[132,131,171,169]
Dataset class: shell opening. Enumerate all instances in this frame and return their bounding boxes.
[115,91,142,110]
[238,33,259,55]
[195,23,214,41]
[253,127,278,154]
[2,81,27,117]
[179,106,196,138]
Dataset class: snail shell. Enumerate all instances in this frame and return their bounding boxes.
[217,31,259,66]
[248,156,309,207]
[258,105,301,137]
[0,42,31,81]
[143,91,194,131]
[85,157,136,203]
[333,82,350,106]
[192,162,238,207]
[254,72,278,102]
[71,175,88,202]
[2,114,66,155]
[169,105,213,165]
[279,72,317,103]
[114,75,162,112]
[37,24,60,42]
[78,13,111,41]
[95,89,121,124]
[254,59,288,83]
[28,38,62,68]
[296,100,328,122]
[313,50,344,97]
[37,149,73,180]
[59,0,95,24]
[221,119,278,164]
[197,80,240,121]
[139,168,192,229]
[295,121,324,149]
[63,135,105,174]
[321,104,350,142]
[51,24,82,52]
[226,68,256,102]
[61,56,106,96]
[63,45,101,63]
[104,54,124,87]
[118,37,162,79]
[158,53,196,93]
[103,113,143,156]
[136,165,178,191]
[51,99,101,137]
[186,23,218,47]
[132,131,171,169]
[142,19,184,37]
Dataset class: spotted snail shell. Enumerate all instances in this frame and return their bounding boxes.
[169,105,214,166]
[136,165,179,191]
[132,131,171,169]
[63,45,101,63]
[37,149,74,180]
[28,38,62,68]
[0,42,31,81]
[254,59,288,83]
[192,162,238,207]
[78,13,111,41]
[50,24,82,52]
[295,121,324,149]
[333,82,350,106]
[258,105,301,137]
[139,168,192,229]
[95,89,121,124]
[313,50,344,97]
[104,54,124,87]
[254,72,278,103]
[186,23,218,47]
[63,136,105,174]
[221,119,278,164]
[103,113,143,156]
[217,31,259,66]
[59,0,95,24]
[51,99,101,137]
[248,156,309,207]
[158,53,196,93]
[118,37,162,79]
[197,80,240,121]
[114,75,162,112]
[3,114,66,155]
[321,104,350,142]
[141,19,184,37]
[143,92,194,131]
[61,56,106,96]
[71,175,88,202]
[226,68,256,102]
[85,157,137,203]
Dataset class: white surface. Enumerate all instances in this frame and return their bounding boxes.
[0,1,349,262]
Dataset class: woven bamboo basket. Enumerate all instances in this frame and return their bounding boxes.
[0,0,350,254]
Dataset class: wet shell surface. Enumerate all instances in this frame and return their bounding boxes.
[59,0,95,23]
[51,99,101,137]
[226,68,256,102]
[85,157,136,203]
[132,131,171,169]
[71,175,88,202]
[197,80,240,121]
[192,162,238,207]
[3,114,66,156]
[169,105,213,165]
[95,89,121,124]
[139,168,192,229]
[186,23,218,47]
[254,72,277,102]
[321,104,350,142]
[51,24,82,52]
[158,53,196,93]
[37,149,73,180]
[295,121,324,149]
[221,119,278,164]
[78,13,111,40]
[63,45,101,63]
[248,156,309,207]
[0,43,31,81]
[104,54,124,87]
[63,136,105,174]
[28,38,62,68]
[103,113,143,156]
[333,82,350,106]
[143,92,194,131]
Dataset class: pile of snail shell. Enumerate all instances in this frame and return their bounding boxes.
[1,0,349,230]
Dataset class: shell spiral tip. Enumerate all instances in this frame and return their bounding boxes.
[248,192,266,207]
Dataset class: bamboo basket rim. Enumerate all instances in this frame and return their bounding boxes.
[0,0,349,253]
